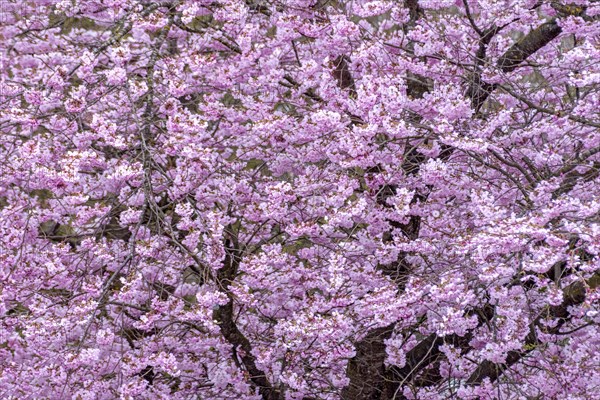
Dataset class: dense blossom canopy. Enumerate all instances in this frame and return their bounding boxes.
[1,0,600,399]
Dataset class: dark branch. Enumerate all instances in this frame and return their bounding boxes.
[469,20,562,112]
[213,235,280,400]
[466,272,599,385]
[497,20,562,72]
[332,55,357,96]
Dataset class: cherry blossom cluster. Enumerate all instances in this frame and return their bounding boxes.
[1,0,599,399]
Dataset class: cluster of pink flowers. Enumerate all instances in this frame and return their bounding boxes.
[1,0,599,399]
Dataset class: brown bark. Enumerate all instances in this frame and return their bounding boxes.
[466,274,597,385]
[213,237,281,400]
[469,20,562,112]
[497,20,562,72]
[333,55,357,96]
[342,2,428,397]
[342,325,396,400]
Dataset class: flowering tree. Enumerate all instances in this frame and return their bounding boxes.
[1,0,600,398]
